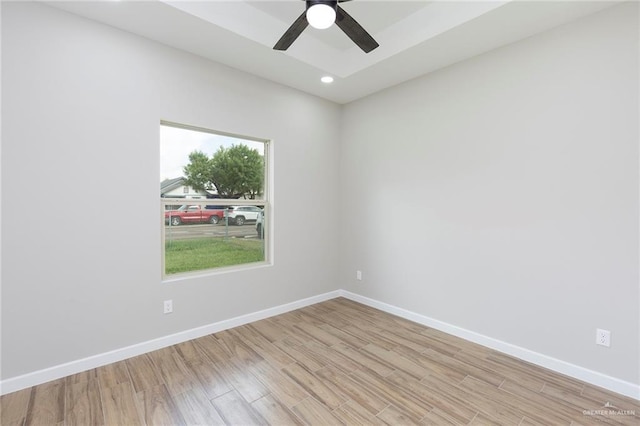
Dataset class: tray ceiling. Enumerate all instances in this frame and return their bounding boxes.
[47,0,619,104]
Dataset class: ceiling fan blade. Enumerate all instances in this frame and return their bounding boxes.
[273,11,308,51]
[335,5,379,53]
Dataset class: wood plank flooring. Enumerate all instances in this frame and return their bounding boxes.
[2,298,639,425]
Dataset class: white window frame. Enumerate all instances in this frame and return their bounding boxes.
[160,121,272,282]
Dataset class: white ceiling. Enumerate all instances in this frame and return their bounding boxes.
[47,0,619,104]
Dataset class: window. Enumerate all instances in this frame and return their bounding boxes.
[160,121,270,279]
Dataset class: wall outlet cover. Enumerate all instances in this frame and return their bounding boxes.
[596,329,610,347]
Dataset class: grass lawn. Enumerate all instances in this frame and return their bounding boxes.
[165,237,264,275]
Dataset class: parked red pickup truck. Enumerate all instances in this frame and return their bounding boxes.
[165,205,225,226]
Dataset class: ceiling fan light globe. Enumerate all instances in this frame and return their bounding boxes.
[306,4,336,30]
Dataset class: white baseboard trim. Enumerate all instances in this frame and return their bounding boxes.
[339,290,640,401]
[2,289,638,401]
[0,290,341,396]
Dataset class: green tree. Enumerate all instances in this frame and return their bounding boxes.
[183,145,263,199]
[183,151,214,191]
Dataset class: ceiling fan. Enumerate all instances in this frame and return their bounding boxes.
[273,0,379,53]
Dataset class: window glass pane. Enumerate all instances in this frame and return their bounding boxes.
[163,203,267,275]
[161,122,269,277]
[161,124,265,200]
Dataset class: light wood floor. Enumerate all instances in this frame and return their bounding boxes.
[2,298,639,425]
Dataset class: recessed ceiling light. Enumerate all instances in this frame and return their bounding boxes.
[321,76,334,84]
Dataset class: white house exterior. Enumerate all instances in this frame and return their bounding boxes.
[160,177,212,199]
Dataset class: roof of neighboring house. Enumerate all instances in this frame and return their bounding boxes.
[161,177,219,198]
[160,177,186,194]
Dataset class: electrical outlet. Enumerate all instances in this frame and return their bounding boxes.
[356,270,362,281]
[164,300,173,314]
[596,328,610,347]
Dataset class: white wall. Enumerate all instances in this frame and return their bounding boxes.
[340,3,639,385]
[1,2,341,379]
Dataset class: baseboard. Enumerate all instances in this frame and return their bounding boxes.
[339,290,640,401]
[0,290,341,395]
[2,289,638,401]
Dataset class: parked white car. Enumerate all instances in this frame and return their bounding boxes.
[226,206,262,226]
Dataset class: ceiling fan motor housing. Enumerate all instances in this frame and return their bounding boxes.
[306,0,338,12]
